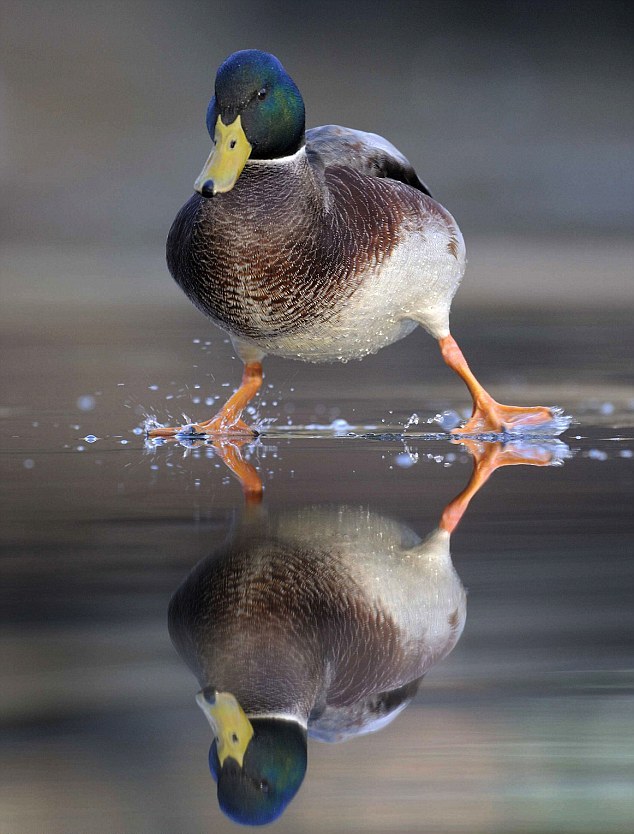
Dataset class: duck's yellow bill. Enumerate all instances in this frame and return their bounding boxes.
[194,115,252,196]
[196,689,254,767]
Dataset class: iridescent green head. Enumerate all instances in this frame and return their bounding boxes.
[196,50,305,196]
[197,690,307,826]
[209,718,307,826]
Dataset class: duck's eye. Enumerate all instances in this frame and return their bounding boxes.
[259,779,270,793]
[231,733,239,743]
[229,140,237,149]
[257,88,267,101]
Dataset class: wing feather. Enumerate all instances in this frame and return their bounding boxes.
[306,125,432,197]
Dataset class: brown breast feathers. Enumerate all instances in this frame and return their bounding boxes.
[166,156,431,340]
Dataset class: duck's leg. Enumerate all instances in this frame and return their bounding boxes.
[148,361,263,438]
[197,361,263,434]
[438,334,555,436]
[440,439,557,533]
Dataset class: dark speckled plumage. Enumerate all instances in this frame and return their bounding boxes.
[167,133,441,341]
[168,505,466,741]
[169,535,413,720]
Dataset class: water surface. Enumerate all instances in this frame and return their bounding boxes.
[2,300,633,834]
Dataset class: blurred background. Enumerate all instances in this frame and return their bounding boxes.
[1,0,633,308]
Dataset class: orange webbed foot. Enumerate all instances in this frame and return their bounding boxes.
[147,419,258,439]
[146,360,263,440]
[438,334,569,438]
[451,398,561,437]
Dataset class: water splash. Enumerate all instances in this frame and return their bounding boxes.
[427,410,462,431]
[404,413,420,431]
[395,451,418,468]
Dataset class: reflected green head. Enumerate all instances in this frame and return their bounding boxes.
[209,717,307,826]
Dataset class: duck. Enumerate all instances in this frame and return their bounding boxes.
[149,49,559,439]
[169,507,466,825]
[168,438,568,825]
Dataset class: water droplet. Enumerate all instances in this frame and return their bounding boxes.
[76,395,96,411]
[435,410,462,430]
[23,459,35,469]
[331,418,351,430]
[83,435,98,443]
[587,449,607,460]
[395,452,417,468]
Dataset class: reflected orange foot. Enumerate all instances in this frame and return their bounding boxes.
[459,437,559,469]
[439,438,563,533]
[213,440,263,505]
[452,398,556,437]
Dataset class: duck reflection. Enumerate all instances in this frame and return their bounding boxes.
[168,439,567,825]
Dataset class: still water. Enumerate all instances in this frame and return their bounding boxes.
[2,302,633,833]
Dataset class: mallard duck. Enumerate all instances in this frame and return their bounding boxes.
[150,49,558,438]
[168,439,567,824]
[169,506,465,825]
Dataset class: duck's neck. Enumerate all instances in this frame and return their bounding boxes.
[241,146,324,211]
[197,657,321,726]
[203,147,326,244]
